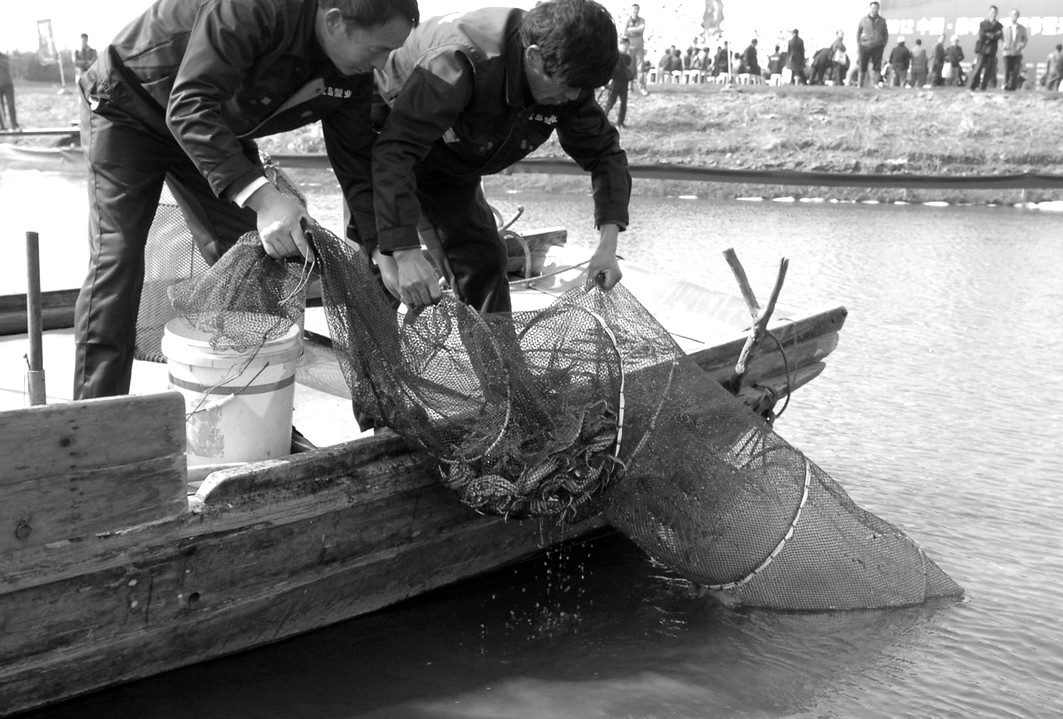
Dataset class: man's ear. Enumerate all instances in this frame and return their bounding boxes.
[323,7,345,34]
[525,45,544,72]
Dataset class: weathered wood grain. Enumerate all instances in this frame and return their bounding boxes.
[0,393,188,553]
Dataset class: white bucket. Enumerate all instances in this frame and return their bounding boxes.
[161,315,303,466]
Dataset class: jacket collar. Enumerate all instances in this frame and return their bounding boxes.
[502,10,531,108]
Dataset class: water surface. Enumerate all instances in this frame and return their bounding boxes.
[6,166,1062,718]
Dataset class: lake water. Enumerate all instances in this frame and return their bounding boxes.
[6,163,1063,718]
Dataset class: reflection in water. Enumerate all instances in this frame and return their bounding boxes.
[8,167,1063,718]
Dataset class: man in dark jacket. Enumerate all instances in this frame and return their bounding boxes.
[931,34,947,86]
[856,1,888,87]
[787,29,806,84]
[888,37,911,87]
[73,0,418,400]
[969,5,1004,91]
[604,37,634,128]
[370,0,630,314]
[742,39,760,78]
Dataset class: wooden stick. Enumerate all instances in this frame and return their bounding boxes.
[25,232,47,405]
[723,248,760,318]
[733,258,789,377]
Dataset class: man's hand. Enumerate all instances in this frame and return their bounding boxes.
[372,249,401,299]
[585,223,623,290]
[393,248,443,308]
[244,183,314,261]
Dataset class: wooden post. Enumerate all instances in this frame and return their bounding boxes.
[25,232,47,405]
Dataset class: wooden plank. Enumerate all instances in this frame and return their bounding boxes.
[0,393,188,552]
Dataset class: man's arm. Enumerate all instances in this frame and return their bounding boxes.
[555,95,631,290]
[165,0,310,258]
[372,47,476,307]
[321,75,378,250]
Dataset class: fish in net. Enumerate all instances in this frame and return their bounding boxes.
[170,221,963,611]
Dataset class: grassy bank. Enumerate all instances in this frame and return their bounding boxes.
[7,80,1062,203]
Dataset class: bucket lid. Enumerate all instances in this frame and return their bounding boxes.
[162,314,302,365]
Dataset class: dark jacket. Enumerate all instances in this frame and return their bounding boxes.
[85,0,377,243]
[742,44,760,75]
[889,44,911,69]
[372,7,630,254]
[932,41,946,67]
[612,50,635,84]
[857,14,889,49]
[0,52,11,87]
[787,36,805,69]
[976,19,1004,55]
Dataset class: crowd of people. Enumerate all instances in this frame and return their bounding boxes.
[609,2,1063,94]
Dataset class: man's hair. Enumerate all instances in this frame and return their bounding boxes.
[322,0,420,27]
[869,2,879,7]
[80,33,89,39]
[989,5,998,11]
[520,0,618,90]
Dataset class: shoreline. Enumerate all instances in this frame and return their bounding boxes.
[5,80,1062,205]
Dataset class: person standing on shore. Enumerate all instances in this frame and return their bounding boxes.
[74,34,97,82]
[787,29,806,84]
[604,36,634,128]
[370,0,630,314]
[856,1,888,88]
[931,34,946,86]
[624,4,646,94]
[969,5,1003,91]
[909,38,928,87]
[0,50,17,131]
[888,36,911,87]
[1046,44,1063,91]
[944,34,966,86]
[742,39,760,78]
[1001,9,1028,91]
[72,0,418,401]
[830,30,848,85]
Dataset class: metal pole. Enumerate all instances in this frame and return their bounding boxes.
[25,231,47,405]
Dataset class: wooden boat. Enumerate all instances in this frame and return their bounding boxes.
[0,229,846,714]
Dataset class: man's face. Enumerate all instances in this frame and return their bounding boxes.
[525,45,582,105]
[988,7,998,21]
[319,12,413,76]
[631,4,640,18]
[1010,10,1019,22]
[869,3,879,17]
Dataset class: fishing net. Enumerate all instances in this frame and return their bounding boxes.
[162,209,962,611]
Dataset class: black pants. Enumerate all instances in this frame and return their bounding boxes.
[969,53,998,90]
[1003,55,1023,90]
[74,74,257,399]
[858,46,884,86]
[0,82,16,129]
[415,172,510,313]
[603,80,628,126]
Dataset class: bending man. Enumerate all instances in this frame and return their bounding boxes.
[370,0,631,313]
[74,0,418,399]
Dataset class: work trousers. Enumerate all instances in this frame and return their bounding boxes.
[969,53,998,90]
[74,75,257,399]
[414,171,510,313]
[858,46,884,86]
[0,83,16,129]
[1003,55,1023,90]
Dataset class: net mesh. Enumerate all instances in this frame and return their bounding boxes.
[152,168,963,611]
